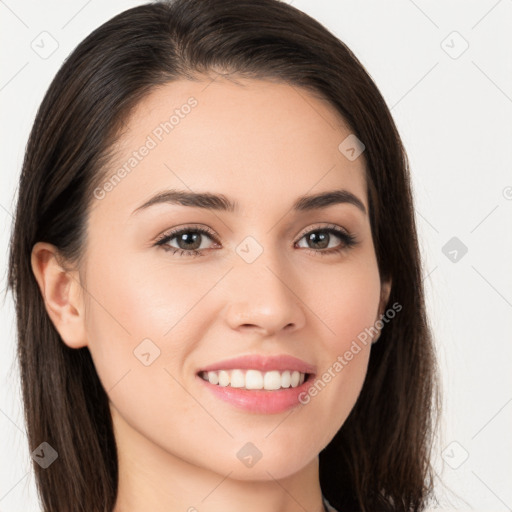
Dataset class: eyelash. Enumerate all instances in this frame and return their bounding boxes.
[154,223,358,258]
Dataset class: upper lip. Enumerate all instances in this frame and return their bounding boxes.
[197,354,316,375]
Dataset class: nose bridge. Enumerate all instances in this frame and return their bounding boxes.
[235,233,290,292]
[224,233,304,333]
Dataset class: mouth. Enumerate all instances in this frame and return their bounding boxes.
[195,353,316,413]
[197,368,313,391]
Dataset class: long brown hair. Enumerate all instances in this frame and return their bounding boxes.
[7,0,440,510]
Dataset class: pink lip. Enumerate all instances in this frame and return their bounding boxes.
[196,354,316,414]
[197,354,316,374]
[197,374,314,414]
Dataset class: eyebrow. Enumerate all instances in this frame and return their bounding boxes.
[131,188,367,216]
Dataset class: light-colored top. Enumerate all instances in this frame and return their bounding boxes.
[322,495,338,512]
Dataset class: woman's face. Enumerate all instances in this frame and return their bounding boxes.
[77,76,389,480]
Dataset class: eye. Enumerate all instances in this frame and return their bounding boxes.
[154,223,358,258]
[295,224,358,256]
[154,224,219,257]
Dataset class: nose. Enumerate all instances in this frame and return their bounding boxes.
[222,247,307,337]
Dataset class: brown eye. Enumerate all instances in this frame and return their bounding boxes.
[155,226,219,257]
[295,226,357,255]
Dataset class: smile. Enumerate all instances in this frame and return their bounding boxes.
[195,353,316,414]
[199,369,308,390]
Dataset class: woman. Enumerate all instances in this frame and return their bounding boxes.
[7,0,440,510]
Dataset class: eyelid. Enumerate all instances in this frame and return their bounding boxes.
[155,222,353,244]
[295,222,352,241]
[154,223,219,244]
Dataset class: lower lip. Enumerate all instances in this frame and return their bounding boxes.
[196,373,315,414]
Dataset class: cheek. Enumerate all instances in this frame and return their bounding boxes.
[295,257,381,446]
[310,255,382,350]
[83,245,219,362]
[330,275,380,347]
[81,252,221,463]
[81,246,230,440]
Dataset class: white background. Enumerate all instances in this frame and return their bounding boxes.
[1,1,511,511]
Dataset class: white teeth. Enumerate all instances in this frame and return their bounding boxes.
[245,369,263,389]
[263,370,282,390]
[207,371,219,385]
[230,369,245,388]
[281,370,291,388]
[218,370,230,387]
[200,369,307,390]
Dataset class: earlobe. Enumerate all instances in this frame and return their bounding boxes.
[380,278,392,315]
[372,277,393,345]
[30,242,88,349]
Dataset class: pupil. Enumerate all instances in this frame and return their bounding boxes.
[180,232,200,250]
[309,231,328,249]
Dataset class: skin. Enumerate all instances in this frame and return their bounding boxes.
[31,75,391,512]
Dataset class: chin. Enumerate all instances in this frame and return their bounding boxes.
[216,447,316,482]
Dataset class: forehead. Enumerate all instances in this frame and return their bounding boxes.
[91,76,368,223]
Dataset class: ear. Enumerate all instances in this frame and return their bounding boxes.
[372,277,392,344]
[30,241,87,349]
